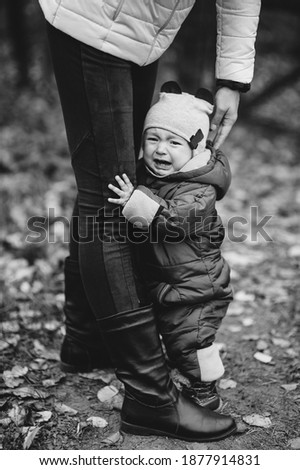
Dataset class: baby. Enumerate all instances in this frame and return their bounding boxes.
[108,82,233,410]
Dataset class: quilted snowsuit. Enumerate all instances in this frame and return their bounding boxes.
[123,147,233,381]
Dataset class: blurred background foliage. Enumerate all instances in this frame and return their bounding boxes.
[0,1,299,137]
[0,0,300,249]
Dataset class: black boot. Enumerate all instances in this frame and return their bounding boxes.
[98,306,236,442]
[60,257,113,372]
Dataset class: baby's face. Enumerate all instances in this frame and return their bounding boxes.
[143,128,192,177]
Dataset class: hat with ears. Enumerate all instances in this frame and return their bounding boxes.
[142,81,214,154]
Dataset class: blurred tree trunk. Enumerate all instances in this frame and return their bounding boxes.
[5,0,30,87]
[263,0,300,13]
[176,0,216,91]
[157,0,216,94]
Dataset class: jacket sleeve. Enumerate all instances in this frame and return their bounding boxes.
[122,185,217,239]
[215,0,261,84]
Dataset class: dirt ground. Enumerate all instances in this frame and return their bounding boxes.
[0,3,300,452]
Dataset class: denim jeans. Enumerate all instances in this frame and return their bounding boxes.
[46,24,158,319]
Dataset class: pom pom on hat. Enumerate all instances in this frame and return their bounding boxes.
[143,82,214,154]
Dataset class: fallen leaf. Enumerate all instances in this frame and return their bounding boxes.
[227,304,244,316]
[289,437,300,449]
[215,342,226,352]
[111,379,124,392]
[11,365,29,377]
[111,394,124,411]
[25,322,43,331]
[1,320,20,333]
[186,443,209,450]
[242,317,254,327]
[8,404,28,426]
[286,348,298,358]
[76,421,88,436]
[55,293,65,304]
[242,334,260,341]
[29,359,47,371]
[20,281,31,294]
[219,379,237,390]
[42,379,57,387]
[12,387,50,399]
[8,263,34,283]
[0,341,10,352]
[223,251,265,267]
[97,385,119,403]
[243,414,272,428]
[33,340,60,361]
[235,421,248,433]
[272,337,290,348]
[78,371,113,382]
[35,411,52,423]
[44,320,61,331]
[254,352,273,364]
[87,416,108,428]
[288,245,300,258]
[23,426,40,450]
[31,280,44,294]
[20,309,41,319]
[0,418,11,427]
[281,384,298,392]
[101,431,122,445]
[54,402,78,415]
[42,372,65,387]
[2,371,24,388]
[234,291,255,302]
[98,372,116,384]
[256,340,268,351]
[0,398,8,409]
[227,325,242,333]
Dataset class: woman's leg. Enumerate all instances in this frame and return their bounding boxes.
[47,23,157,319]
[53,26,158,370]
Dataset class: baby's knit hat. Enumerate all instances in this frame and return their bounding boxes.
[143,81,214,154]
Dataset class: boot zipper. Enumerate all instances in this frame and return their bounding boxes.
[113,0,125,21]
[145,0,181,64]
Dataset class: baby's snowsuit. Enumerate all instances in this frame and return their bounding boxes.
[123,146,233,382]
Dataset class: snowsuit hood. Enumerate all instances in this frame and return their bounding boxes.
[142,145,231,201]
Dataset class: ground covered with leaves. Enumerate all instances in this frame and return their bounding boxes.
[0,6,300,451]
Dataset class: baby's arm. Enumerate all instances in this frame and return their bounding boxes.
[108,175,217,237]
[109,175,163,228]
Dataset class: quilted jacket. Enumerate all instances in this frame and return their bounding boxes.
[123,147,233,306]
[39,0,261,83]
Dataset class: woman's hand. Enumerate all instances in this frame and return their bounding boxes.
[108,174,134,206]
[208,87,240,149]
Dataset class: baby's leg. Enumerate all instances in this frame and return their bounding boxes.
[157,300,230,409]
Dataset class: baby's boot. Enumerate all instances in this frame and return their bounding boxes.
[182,380,222,411]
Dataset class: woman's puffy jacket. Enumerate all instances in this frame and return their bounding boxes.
[39,0,261,83]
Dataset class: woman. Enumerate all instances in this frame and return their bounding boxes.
[38,0,261,442]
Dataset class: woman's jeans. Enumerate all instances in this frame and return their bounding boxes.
[47,24,158,319]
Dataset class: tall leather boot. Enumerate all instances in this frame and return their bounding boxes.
[60,257,113,372]
[98,305,236,442]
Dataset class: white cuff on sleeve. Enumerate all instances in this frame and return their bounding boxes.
[122,189,160,228]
